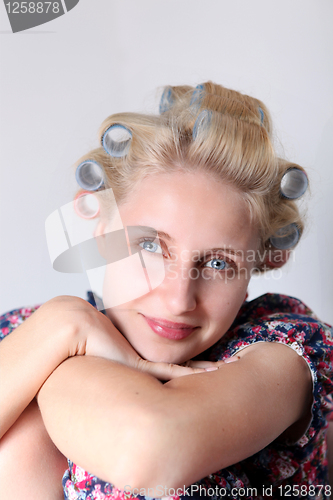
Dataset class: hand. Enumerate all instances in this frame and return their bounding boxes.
[132,358,226,381]
[41,296,226,381]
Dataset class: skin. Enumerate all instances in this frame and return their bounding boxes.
[0,399,68,499]
[1,170,313,496]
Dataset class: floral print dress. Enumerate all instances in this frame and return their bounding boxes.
[1,293,333,499]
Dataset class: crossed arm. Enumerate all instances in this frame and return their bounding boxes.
[37,341,312,492]
[0,295,313,494]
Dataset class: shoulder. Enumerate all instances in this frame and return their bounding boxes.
[209,293,333,413]
[0,292,97,342]
[234,292,328,327]
[208,293,333,362]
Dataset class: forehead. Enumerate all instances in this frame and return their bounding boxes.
[117,170,259,252]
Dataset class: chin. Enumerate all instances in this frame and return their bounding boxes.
[133,345,191,365]
[141,345,198,365]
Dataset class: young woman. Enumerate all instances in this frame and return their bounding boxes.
[1,82,332,499]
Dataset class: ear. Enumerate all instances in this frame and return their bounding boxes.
[94,220,108,258]
[265,249,291,268]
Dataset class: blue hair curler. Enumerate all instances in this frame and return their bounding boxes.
[190,84,205,108]
[75,160,104,191]
[102,124,132,158]
[192,110,212,140]
[269,223,300,250]
[280,168,308,200]
[159,86,174,114]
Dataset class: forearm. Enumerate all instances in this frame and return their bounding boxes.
[37,355,165,487]
[37,344,311,493]
[0,304,72,438]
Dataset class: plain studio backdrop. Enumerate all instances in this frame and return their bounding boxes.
[0,0,332,324]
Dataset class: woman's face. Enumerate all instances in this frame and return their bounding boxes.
[102,170,260,364]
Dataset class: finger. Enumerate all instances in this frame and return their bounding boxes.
[184,360,226,369]
[224,355,241,363]
[136,359,211,381]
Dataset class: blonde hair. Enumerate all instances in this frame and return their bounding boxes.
[75,82,307,272]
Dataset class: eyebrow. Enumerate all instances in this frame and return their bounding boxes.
[132,227,175,242]
[155,230,176,244]
[207,248,243,257]
[140,227,243,256]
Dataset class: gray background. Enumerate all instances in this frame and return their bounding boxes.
[1,0,332,324]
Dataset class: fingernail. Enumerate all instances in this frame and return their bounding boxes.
[205,367,219,372]
[224,356,240,363]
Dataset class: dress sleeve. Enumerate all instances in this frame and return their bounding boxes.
[0,305,40,342]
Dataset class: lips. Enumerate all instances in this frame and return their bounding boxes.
[142,315,198,340]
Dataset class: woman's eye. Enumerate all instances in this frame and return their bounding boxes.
[204,258,227,270]
[139,240,163,254]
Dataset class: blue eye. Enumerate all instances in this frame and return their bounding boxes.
[139,240,162,254]
[204,258,226,270]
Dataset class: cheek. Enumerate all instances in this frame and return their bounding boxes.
[104,306,136,347]
[200,277,248,322]
[102,257,151,309]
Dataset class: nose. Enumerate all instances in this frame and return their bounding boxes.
[158,261,198,316]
